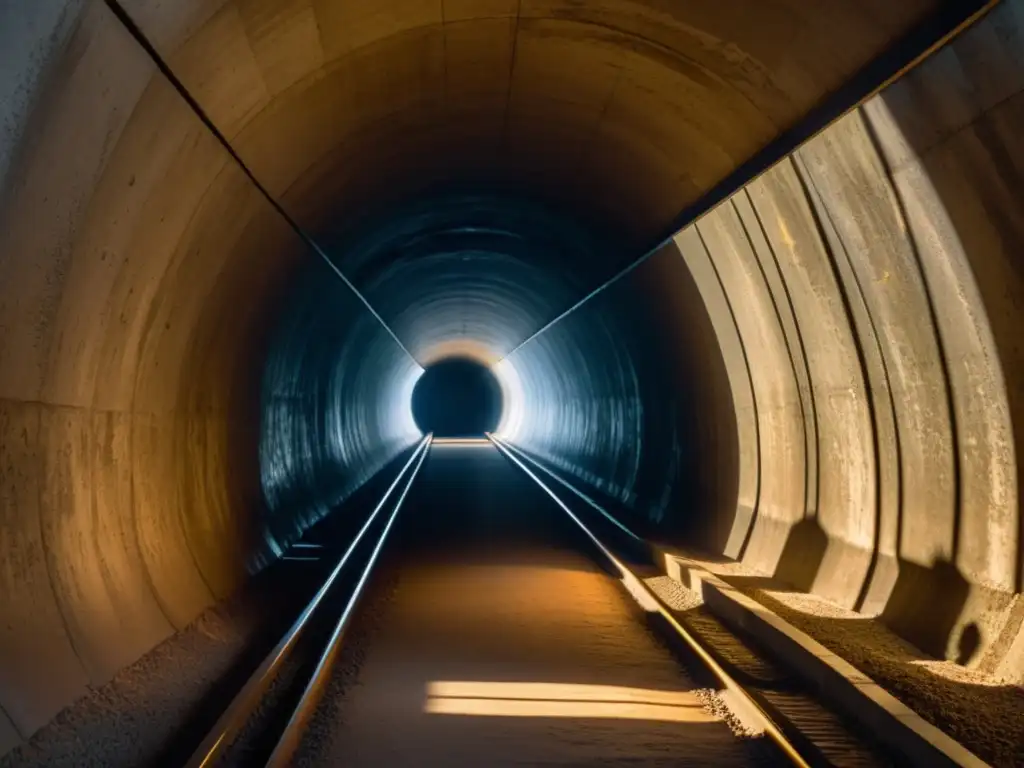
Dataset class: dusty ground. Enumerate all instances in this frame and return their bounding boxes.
[671,548,1024,767]
[0,560,320,768]
[295,445,778,766]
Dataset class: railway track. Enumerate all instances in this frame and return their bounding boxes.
[488,435,895,768]
[179,433,920,767]
[183,435,432,768]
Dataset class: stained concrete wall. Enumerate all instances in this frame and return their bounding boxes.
[2,0,1023,758]
[120,0,938,252]
[0,0,308,750]
[259,266,422,556]
[674,0,1024,679]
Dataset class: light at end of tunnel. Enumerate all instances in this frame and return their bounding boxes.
[492,358,526,440]
[393,362,425,438]
[423,681,717,722]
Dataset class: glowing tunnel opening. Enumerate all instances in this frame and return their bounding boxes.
[411,357,503,437]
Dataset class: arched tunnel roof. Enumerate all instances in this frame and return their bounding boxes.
[137,0,938,249]
[0,0,1022,761]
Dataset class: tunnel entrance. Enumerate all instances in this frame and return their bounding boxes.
[412,358,502,437]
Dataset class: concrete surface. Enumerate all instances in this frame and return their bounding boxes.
[1,0,1023,760]
[121,0,938,250]
[0,0,305,747]
[661,555,989,767]
[667,1,1024,682]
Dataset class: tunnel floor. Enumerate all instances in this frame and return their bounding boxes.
[6,443,1020,765]
[292,444,773,766]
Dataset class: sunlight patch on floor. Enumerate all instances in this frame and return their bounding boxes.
[424,681,719,722]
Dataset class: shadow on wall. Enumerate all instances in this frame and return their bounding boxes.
[770,519,829,597]
[500,245,726,541]
[872,17,1024,601]
[856,6,1024,672]
[626,243,742,547]
[881,559,972,661]
[662,1,1024,678]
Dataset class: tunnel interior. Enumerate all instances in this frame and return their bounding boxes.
[411,358,502,437]
[2,0,1023,758]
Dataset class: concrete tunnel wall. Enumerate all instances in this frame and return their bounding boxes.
[1,0,1023,755]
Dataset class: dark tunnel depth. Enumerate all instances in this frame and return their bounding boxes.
[411,358,502,437]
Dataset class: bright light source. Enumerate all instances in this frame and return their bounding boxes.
[391,361,424,438]
[424,681,716,722]
[492,357,526,439]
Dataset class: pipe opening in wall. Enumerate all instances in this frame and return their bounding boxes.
[412,357,503,437]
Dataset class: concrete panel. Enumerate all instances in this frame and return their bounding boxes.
[124,0,941,247]
[798,116,961,655]
[746,162,876,608]
[0,401,89,736]
[0,0,87,189]
[695,203,806,576]
[793,151,903,616]
[799,112,958,578]
[236,0,325,96]
[38,407,173,686]
[672,228,760,559]
[168,3,271,136]
[867,102,1017,597]
[130,411,215,630]
[0,0,314,748]
[0,1,151,403]
[730,189,821,595]
[44,85,220,413]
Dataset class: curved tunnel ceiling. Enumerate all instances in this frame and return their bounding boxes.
[332,195,591,363]
[2,0,1023,761]
[131,0,939,251]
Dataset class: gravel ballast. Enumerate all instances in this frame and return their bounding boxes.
[0,561,320,768]
[669,549,1024,767]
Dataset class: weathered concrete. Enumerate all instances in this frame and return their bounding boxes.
[673,0,1024,681]
[122,0,938,249]
[0,0,305,746]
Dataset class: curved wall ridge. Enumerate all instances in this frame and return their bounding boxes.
[675,0,1024,675]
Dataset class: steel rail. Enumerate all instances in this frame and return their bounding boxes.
[489,436,643,542]
[264,434,433,766]
[184,435,432,767]
[488,433,811,768]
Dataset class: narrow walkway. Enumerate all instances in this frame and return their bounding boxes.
[301,443,770,766]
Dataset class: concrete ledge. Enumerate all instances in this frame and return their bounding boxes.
[660,554,990,768]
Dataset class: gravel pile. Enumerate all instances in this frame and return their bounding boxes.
[668,548,1024,767]
[645,574,705,612]
[0,564,319,768]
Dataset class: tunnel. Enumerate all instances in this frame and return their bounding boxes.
[1,0,1023,763]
